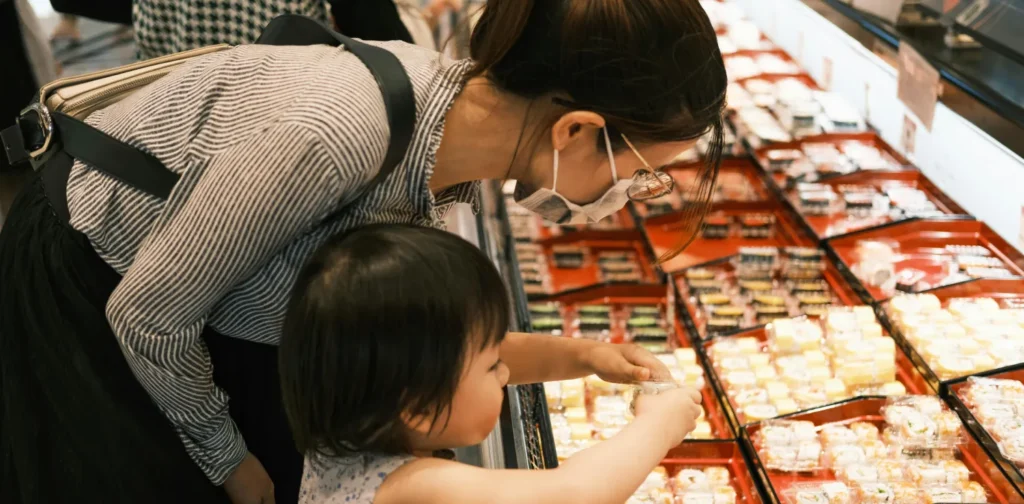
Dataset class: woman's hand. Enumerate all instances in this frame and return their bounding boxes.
[224,452,275,504]
[583,343,673,384]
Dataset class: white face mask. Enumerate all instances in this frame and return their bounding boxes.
[514,127,634,225]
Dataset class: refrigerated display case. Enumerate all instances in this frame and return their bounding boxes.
[478,1,1024,501]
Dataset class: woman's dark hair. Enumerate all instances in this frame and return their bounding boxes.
[279,224,510,458]
[469,0,727,259]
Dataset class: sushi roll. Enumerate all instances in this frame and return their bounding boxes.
[532,316,564,334]
[800,190,837,216]
[707,317,742,335]
[627,315,661,329]
[702,215,732,239]
[753,294,786,308]
[738,247,779,266]
[756,306,790,324]
[699,293,732,307]
[766,149,804,171]
[631,327,669,342]
[703,467,731,488]
[578,316,612,332]
[709,305,746,321]
[552,245,586,268]
[855,482,895,503]
[791,281,829,295]
[686,268,717,281]
[578,305,612,316]
[529,303,560,317]
[597,251,635,265]
[739,215,775,239]
[606,271,645,283]
[601,261,641,274]
[786,247,825,269]
[674,469,709,491]
[689,279,725,295]
[843,192,876,215]
[739,280,774,295]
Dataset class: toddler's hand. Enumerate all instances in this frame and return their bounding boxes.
[633,386,703,447]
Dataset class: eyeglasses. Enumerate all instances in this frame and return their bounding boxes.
[619,133,675,202]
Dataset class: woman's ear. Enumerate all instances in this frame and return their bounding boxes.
[550,111,606,152]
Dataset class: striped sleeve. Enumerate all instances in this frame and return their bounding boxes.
[104,119,387,484]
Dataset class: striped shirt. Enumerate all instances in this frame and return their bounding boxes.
[66,40,476,484]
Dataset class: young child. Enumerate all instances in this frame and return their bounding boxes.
[279,224,703,504]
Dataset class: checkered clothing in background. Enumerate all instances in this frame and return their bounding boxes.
[133,0,331,59]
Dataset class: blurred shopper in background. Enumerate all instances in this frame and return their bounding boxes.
[134,0,462,58]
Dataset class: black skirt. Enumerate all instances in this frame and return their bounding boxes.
[0,173,302,503]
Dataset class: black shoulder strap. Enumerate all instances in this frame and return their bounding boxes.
[256,15,417,203]
[3,15,416,208]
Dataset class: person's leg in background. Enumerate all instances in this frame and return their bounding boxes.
[0,0,56,227]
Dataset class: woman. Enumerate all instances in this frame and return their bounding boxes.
[0,1,726,503]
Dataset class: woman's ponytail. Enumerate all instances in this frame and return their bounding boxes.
[467,0,535,78]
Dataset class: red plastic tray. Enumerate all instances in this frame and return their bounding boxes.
[947,365,1024,497]
[535,284,733,441]
[635,158,775,220]
[702,327,934,431]
[826,219,1024,303]
[642,202,813,274]
[753,132,912,191]
[741,398,1024,504]
[518,236,660,300]
[881,279,1024,391]
[783,170,969,240]
[662,441,766,503]
[675,249,862,340]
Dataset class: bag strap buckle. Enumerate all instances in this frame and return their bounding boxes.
[1,102,54,166]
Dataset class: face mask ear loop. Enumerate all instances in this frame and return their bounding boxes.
[603,126,619,183]
[552,148,560,192]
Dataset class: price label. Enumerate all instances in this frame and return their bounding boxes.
[822,56,833,90]
[897,42,941,131]
[900,114,917,158]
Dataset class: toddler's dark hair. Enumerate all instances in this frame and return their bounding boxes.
[279,224,510,457]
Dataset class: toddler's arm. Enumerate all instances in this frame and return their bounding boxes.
[377,387,702,504]
[500,332,670,384]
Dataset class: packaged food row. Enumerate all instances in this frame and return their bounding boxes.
[705,307,916,425]
[957,376,1024,468]
[730,80,868,148]
[779,170,968,241]
[545,347,720,462]
[630,464,739,504]
[640,160,769,219]
[747,397,1020,504]
[515,242,656,297]
[678,247,841,338]
[886,293,1024,382]
[628,441,766,504]
[762,140,903,188]
[825,219,1024,303]
[529,300,673,347]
